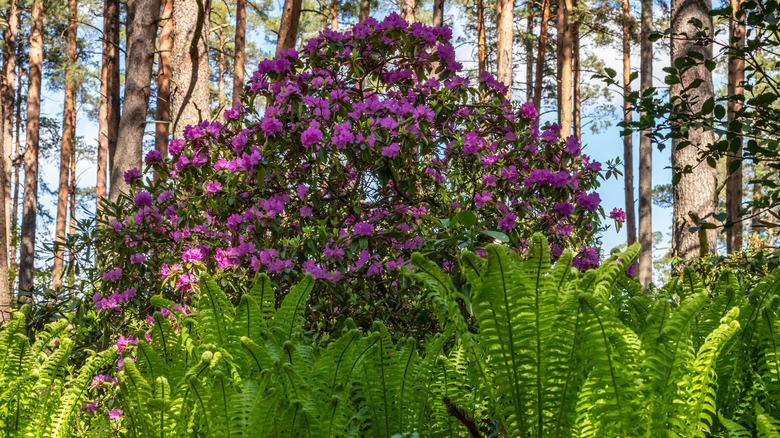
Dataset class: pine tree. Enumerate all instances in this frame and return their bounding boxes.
[496,0,513,96]
[232,0,247,104]
[638,0,653,286]
[534,0,550,111]
[0,0,17,321]
[622,0,636,246]
[277,0,303,55]
[155,0,173,159]
[171,0,211,137]
[96,0,120,208]
[726,0,745,253]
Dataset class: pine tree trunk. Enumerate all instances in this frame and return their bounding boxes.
[496,0,514,97]
[400,0,415,23]
[217,28,226,116]
[572,5,580,138]
[172,0,211,138]
[477,0,486,75]
[525,0,534,103]
[556,0,573,136]
[109,0,161,201]
[2,0,17,258]
[622,0,636,246]
[155,0,172,158]
[358,0,370,22]
[432,0,444,28]
[638,0,653,286]
[19,0,44,294]
[232,0,247,104]
[726,0,744,253]
[276,0,303,56]
[533,0,550,111]
[671,0,717,260]
[52,0,78,290]
[68,144,76,287]
[331,0,339,30]
[10,59,21,281]
[97,0,120,208]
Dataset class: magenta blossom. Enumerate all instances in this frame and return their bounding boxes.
[609,207,626,223]
[134,191,153,206]
[353,222,374,237]
[107,409,123,420]
[124,168,142,184]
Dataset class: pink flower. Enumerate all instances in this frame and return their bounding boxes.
[107,409,123,420]
[134,192,153,206]
[301,123,323,147]
[353,222,374,237]
[382,143,401,158]
[300,205,313,217]
[475,190,492,208]
[576,192,601,213]
[609,207,626,223]
[182,247,203,263]
[124,168,141,184]
[130,254,146,264]
[205,181,222,194]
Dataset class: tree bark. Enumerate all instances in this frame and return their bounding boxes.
[2,0,17,257]
[358,0,370,22]
[330,0,339,30]
[477,0,486,75]
[217,27,226,116]
[726,0,744,253]
[622,0,636,246]
[97,0,120,209]
[52,0,78,290]
[10,59,22,281]
[109,0,161,201]
[533,0,550,111]
[400,0,415,23]
[155,0,173,158]
[671,0,717,260]
[68,143,76,287]
[572,5,580,137]
[525,0,534,103]
[432,0,444,28]
[638,0,653,286]
[172,0,211,138]
[232,0,247,104]
[19,0,44,294]
[496,0,513,97]
[276,0,303,56]
[556,0,573,136]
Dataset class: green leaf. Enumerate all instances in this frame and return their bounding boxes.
[480,230,510,242]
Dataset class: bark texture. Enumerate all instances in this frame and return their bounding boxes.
[276,0,303,56]
[232,0,247,104]
[358,0,370,22]
[533,0,550,111]
[572,6,580,137]
[19,0,44,293]
[556,0,573,136]
[477,0,486,75]
[109,0,161,201]
[671,0,717,260]
[638,0,653,286]
[400,0,415,23]
[155,0,173,158]
[217,28,226,113]
[52,0,78,290]
[2,0,17,255]
[496,0,514,97]
[726,0,745,253]
[97,0,120,208]
[68,146,76,286]
[622,0,636,245]
[525,0,534,102]
[172,0,211,138]
[10,60,21,280]
[432,0,444,28]
[330,0,339,30]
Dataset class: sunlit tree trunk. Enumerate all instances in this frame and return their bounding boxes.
[525,0,534,102]
[400,0,415,22]
[331,0,339,30]
[10,59,22,282]
[109,0,161,201]
[358,0,370,22]
[52,0,78,290]
[638,0,653,286]
[97,0,120,209]
[477,0,486,75]
[232,0,247,104]
[432,0,444,27]
[496,0,513,97]
[726,0,745,253]
[155,0,172,159]
[19,0,44,293]
[622,0,636,246]
[671,0,717,259]
[217,27,226,117]
[172,0,211,137]
[572,4,580,137]
[533,0,549,110]
[277,0,303,55]
[0,0,17,321]
[556,0,573,136]
[67,144,76,287]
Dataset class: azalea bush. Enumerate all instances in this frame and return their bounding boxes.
[92,14,608,332]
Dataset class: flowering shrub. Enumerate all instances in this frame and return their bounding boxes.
[94,14,606,331]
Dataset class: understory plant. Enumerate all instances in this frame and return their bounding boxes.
[94,233,780,437]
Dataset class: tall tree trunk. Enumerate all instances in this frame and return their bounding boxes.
[477,0,486,75]
[572,5,580,137]
[232,0,247,104]
[496,0,513,97]
[276,0,303,56]
[638,0,653,286]
[109,0,161,201]
[2,0,17,257]
[125,0,135,68]
[432,0,444,27]
[19,0,44,294]
[97,0,120,209]
[217,28,226,116]
[726,0,745,253]
[155,0,172,158]
[671,0,717,260]
[525,0,534,102]
[67,144,76,287]
[172,0,211,138]
[10,59,22,281]
[358,0,370,22]
[622,0,636,246]
[330,0,339,30]
[533,0,550,110]
[556,0,573,136]
[52,0,78,290]
[400,0,415,23]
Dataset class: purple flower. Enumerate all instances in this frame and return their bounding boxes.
[576,192,601,212]
[182,247,203,263]
[205,181,222,194]
[168,139,184,156]
[130,254,146,264]
[116,335,137,353]
[124,168,141,184]
[145,150,163,164]
[301,123,323,147]
[519,103,538,120]
[134,191,153,206]
[564,136,580,155]
[573,246,600,271]
[475,190,492,208]
[300,205,313,217]
[353,222,374,237]
[610,207,626,223]
[382,143,401,158]
[463,132,484,155]
[626,262,637,277]
[554,201,575,217]
[499,212,517,232]
[482,174,498,186]
[103,268,122,283]
[107,409,123,420]
[261,116,283,135]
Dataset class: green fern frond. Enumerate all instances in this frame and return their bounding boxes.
[197,273,236,349]
[718,413,752,438]
[272,274,314,340]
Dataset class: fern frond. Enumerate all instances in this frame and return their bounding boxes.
[272,274,314,340]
